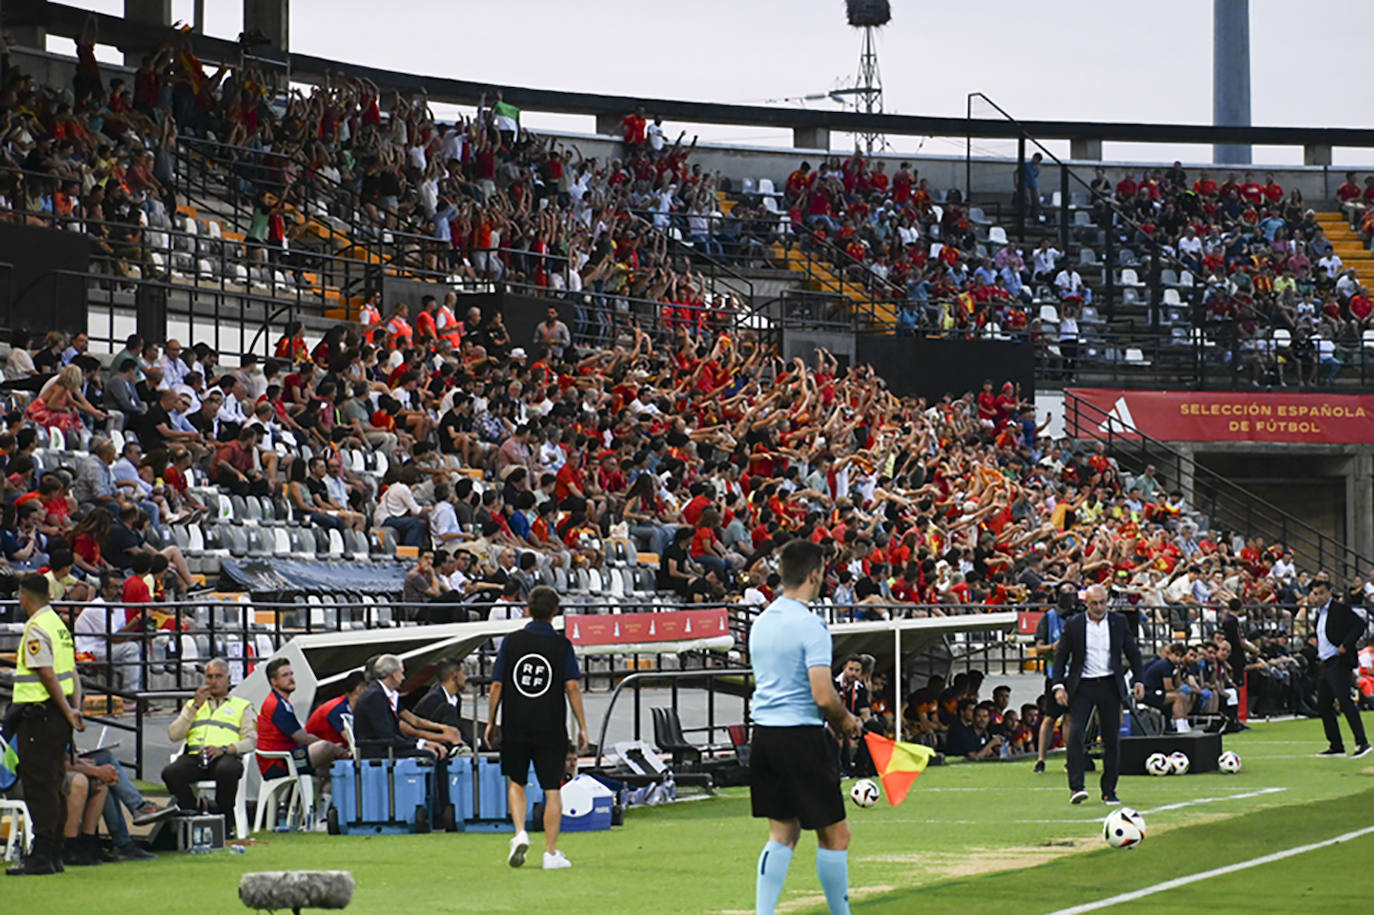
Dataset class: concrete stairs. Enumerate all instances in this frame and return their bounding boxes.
[1315,211,1374,288]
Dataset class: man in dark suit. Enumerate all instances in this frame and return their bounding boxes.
[1052,584,1146,805]
[412,657,473,749]
[352,654,446,759]
[1308,580,1370,758]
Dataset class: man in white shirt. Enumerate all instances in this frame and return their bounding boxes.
[74,571,143,692]
[159,339,190,389]
[1052,585,1146,805]
[430,482,466,545]
[373,467,428,547]
[1054,268,1089,302]
[1317,247,1343,280]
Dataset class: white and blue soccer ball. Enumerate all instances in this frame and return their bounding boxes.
[1103,807,1147,849]
[849,779,881,808]
[1218,750,1242,774]
[1145,752,1171,776]
[1168,751,1191,775]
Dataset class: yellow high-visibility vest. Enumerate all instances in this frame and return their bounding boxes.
[185,696,252,751]
[13,607,76,704]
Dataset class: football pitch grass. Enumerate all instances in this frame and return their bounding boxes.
[5,717,1371,913]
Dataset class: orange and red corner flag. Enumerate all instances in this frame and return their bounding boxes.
[864,733,934,806]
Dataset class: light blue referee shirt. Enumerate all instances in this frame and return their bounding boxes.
[749,595,832,727]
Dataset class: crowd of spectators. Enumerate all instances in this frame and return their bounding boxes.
[766,153,1374,380]
[0,22,748,344]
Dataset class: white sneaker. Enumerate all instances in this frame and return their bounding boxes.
[543,850,572,870]
[508,830,530,868]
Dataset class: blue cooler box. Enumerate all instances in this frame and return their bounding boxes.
[464,756,543,831]
[329,758,433,834]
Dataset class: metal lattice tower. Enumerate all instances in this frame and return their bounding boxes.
[829,25,887,154]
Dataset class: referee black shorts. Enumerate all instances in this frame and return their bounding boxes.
[1043,677,1069,716]
[501,737,566,791]
[749,725,845,830]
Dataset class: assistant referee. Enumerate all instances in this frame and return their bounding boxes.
[749,540,862,915]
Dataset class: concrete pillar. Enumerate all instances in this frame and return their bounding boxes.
[243,0,290,52]
[123,1,172,65]
[1212,0,1252,165]
[1304,144,1333,167]
[1069,138,1102,161]
[793,126,830,151]
[1346,448,1374,578]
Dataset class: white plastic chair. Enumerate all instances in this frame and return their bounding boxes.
[758,178,778,197]
[1038,304,1061,325]
[0,798,31,863]
[1162,288,1182,306]
[1362,329,1374,349]
[168,744,250,840]
[1120,268,1142,287]
[1124,348,1148,365]
[988,226,1008,245]
[249,750,315,834]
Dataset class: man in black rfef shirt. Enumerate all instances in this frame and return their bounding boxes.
[485,586,589,871]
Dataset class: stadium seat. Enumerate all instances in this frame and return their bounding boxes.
[1122,288,1141,306]
[1038,304,1060,325]
[1162,288,1182,307]
[757,178,778,197]
[1072,211,1092,227]
[1363,329,1374,349]
[988,226,1008,245]
[1124,348,1148,365]
[651,707,703,769]
[1079,248,1096,266]
[327,528,346,558]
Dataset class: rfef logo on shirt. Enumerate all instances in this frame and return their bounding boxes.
[513,654,553,698]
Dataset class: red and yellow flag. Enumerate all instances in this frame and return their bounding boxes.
[864,733,935,806]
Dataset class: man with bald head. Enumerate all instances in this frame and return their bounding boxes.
[1051,584,1146,805]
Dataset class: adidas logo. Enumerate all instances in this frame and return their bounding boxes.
[1097,396,1137,434]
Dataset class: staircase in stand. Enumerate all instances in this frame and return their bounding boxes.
[1315,211,1374,287]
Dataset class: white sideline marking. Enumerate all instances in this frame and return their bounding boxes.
[1044,824,1374,915]
[1142,786,1285,813]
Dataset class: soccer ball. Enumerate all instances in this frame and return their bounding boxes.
[1168,751,1190,775]
[1218,750,1242,774]
[850,779,881,808]
[1145,752,1171,776]
[1103,807,1147,849]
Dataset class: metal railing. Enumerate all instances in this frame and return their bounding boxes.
[1065,389,1373,578]
[0,594,1331,780]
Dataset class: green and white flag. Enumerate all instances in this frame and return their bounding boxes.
[493,100,521,133]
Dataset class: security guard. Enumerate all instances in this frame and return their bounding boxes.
[8,572,84,876]
[160,658,256,829]
[485,586,588,871]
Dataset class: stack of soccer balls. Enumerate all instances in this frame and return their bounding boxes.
[1145,751,1190,775]
[1103,807,1147,849]
[1144,750,1242,775]
[849,779,881,808]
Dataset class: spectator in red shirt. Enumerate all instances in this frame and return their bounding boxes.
[621,105,647,149]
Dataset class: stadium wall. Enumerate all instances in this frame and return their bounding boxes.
[0,220,91,335]
[856,335,1035,402]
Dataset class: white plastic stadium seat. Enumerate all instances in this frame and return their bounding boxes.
[758,178,778,197]
[988,226,1008,245]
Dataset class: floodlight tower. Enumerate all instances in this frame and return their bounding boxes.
[834,0,891,155]
[1212,0,1252,164]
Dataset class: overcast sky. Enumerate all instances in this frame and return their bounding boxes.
[53,0,1374,165]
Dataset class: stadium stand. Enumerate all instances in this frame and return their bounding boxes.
[0,35,1360,785]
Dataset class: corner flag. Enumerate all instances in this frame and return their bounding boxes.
[863,733,934,806]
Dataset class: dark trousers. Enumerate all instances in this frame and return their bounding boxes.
[1316,659,1367,749]
[1065,677,1123,796]
[161,752,244,817]
[15,701,72,847]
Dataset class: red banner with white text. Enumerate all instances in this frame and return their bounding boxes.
[565,609,729,646]
[1065,388,1374,444]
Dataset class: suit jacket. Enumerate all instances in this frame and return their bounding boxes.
[352,681,421,758]
[1052,611,1146,704]
[1319,601,1367,667]
[412,684,460,728]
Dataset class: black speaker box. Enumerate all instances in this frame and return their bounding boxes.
[1120,731,1222,775]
